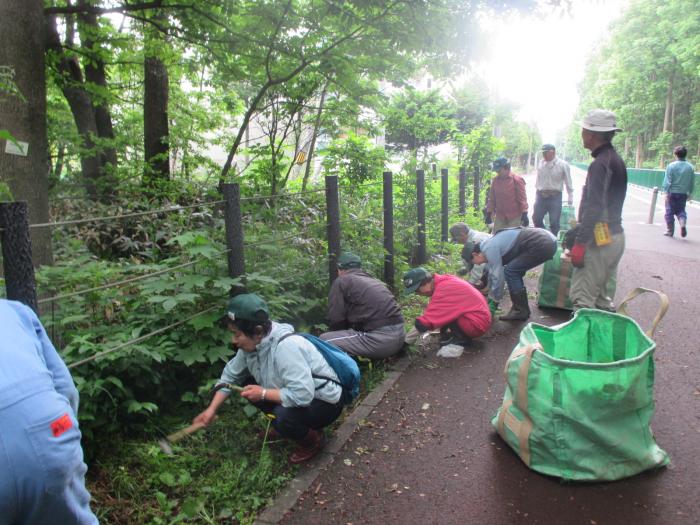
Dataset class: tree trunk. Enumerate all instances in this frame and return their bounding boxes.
[46,14,102,200]
[624,135,631,159]
[143,54,170,189]
[0,0,53,267]
[78,0,118,195]
[635,135,644,168]
[302,80,329,191]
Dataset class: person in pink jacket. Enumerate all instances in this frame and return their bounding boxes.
[403,267,492,347]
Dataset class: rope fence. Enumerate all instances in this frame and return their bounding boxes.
[67,305,220,369]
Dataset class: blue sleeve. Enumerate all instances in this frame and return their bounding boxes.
[218,350,251,393]
[274,340,315,407]
[663,165,671,192]
[21,303,80,414]
[484,244,505,302]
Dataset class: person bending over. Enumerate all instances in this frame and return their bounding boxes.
[465,227,557,321]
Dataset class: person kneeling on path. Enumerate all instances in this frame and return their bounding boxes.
[193,293,344,464]
[403,268,491,347]
[320,252,405,359]
[465,227,557,321]
[0,299,98,525]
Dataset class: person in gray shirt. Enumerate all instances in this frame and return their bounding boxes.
[320,252,405,359]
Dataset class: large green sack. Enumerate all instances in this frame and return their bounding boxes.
[537,235,617,311]
[543,204,576,232]
[537,244,574,309]
[492,290,669,481]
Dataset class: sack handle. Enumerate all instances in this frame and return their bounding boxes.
[616,287,669,338]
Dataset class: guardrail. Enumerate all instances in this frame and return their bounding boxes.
[572,162,699,200]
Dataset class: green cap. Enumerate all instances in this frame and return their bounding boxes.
[225,293,269,323]
[337,251,362,269]
[541,143,556,152]
[403,267,431,294]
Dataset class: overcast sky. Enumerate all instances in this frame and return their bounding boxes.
[477,0,628,142]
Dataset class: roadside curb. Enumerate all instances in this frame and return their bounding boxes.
[254,353,413,524]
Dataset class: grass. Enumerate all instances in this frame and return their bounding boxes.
[86,247,462,524]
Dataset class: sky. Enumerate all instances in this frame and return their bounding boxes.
[477,0,629,142]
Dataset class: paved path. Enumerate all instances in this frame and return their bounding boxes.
[276,167,699,524]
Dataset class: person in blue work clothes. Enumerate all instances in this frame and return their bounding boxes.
[0,299,98,525]
[464,227,557,321]
[663,145,695,238]
[193,293,344,464]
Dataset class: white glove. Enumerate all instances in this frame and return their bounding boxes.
[404,327,420,345]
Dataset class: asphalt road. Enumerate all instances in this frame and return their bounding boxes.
[279,165,700,525]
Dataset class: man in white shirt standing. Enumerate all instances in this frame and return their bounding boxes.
[533,144,574,236]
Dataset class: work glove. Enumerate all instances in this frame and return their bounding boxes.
[521,212,529,227]
[404,327,420,345]
[570,243,586,268]
[414,318,429,333]
[488,298,499,317]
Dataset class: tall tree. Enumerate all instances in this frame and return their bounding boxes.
[143,13,171,192]
[0,0,53,267]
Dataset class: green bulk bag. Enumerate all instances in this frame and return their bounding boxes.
[537,243,574,309]
[492,288,669,481]
[537,230,617,311]
[543,204,576,232]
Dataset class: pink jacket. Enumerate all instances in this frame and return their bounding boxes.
[417,274,491,338]
[486,171,528,221]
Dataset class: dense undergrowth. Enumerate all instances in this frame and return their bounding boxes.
[24,175,487,524]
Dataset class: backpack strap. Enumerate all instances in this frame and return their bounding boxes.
[277,332,343,391]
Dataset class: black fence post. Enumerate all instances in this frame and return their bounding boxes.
[383,171,394,290]
[416,169,427,265]
[441,168,449,242]
[0,201,38,312]
[431,163,437,181]
[459,167,466,215]
[221,183,245,278]
[325,175,341,285]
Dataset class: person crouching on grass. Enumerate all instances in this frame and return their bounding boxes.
[193,293,343,463]
[403,267,491,348]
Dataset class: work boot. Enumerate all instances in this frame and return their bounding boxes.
[664,223,674,237]
[289,429,325,464]
[499,289,530,321]
[680,218,687,238]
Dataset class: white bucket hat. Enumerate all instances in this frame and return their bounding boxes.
[578,109,622,132]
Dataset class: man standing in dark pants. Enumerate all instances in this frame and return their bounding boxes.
[533,144,574,235]
[663,145,695,238]
[569,109,627,311]
[464,227,557,321]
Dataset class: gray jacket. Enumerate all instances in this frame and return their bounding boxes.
[217,322,342,407]
[328,269,404,331]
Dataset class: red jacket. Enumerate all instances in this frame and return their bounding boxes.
[417,274,491,338]
[486,171,528,221]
